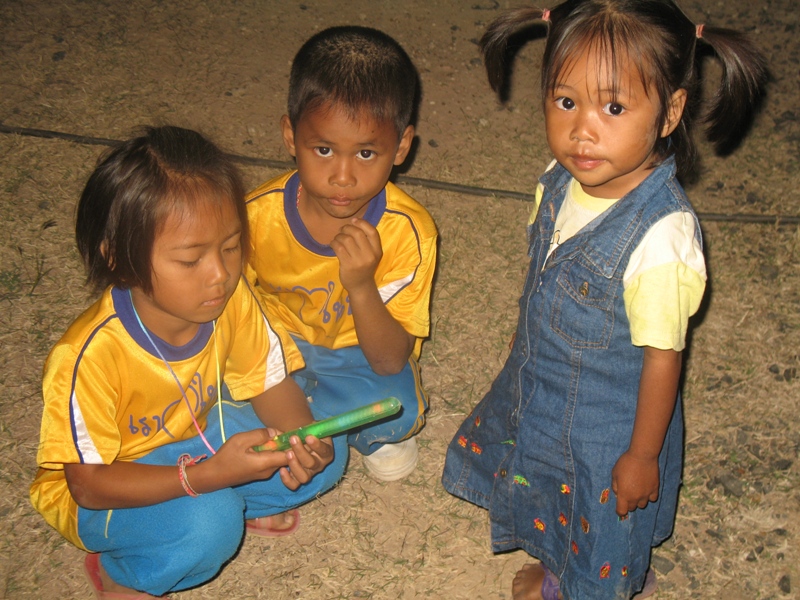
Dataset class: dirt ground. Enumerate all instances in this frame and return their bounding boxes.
[0,0,798,599]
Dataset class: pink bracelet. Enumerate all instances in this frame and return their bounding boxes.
[177,453,206,497]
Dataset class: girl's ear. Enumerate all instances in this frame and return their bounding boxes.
[280,115,297,158]
[393,125,415,166]
[661,89,687,138]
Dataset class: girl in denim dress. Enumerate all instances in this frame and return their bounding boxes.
[442,2,767,598]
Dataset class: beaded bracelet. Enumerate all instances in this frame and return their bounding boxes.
[177,453,206,497]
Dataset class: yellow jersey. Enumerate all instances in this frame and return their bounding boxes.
[246,171,437,358]
[30,279,303,548]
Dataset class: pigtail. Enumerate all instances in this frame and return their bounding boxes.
[480,7,550,95]
[696,25,768,153]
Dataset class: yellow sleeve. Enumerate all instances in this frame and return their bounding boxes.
[378,184,439,343]
[529,159,558,226]
[38,345,121,469]
[222,280,304,401]
[528,182,544,227]
[380,230,437,338]
[624,262,706,351]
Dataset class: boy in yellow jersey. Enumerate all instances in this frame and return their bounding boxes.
[246,26,437,481]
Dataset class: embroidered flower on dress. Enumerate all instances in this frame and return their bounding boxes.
[457,435,467,448]
[513,475,529,486]
[571,541,579,554]
[600,563,611,579]
[533,518,546,532]
[560,484,571,495]
[580,516,590,534]
[599,489,610,504]
[558,513,568,526]
[470,442,483,454]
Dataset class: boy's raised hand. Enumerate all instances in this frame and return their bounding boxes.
[329,217,415,375]
[330,218,383,292]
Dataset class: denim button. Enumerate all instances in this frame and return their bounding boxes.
[499,469,507,477]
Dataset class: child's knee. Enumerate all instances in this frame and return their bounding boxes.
[100,492,245,594]
[348,408,423,454]
[175,491,245,567]
[389,390,428,437]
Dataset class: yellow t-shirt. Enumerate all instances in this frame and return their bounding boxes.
[245,171,438,359]
[531,176,706,351]
[30,279,302,548]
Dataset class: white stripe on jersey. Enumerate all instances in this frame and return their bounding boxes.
[71,390,103,464]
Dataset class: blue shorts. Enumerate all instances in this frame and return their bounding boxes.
[77,399,346,595]
[290,337,428,455]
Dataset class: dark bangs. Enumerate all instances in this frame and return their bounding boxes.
[542,0,697,171]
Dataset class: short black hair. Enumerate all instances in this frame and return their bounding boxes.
[287,26,420,137]
[75,125,247,293]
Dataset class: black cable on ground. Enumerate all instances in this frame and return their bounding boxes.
[2,122,798,225]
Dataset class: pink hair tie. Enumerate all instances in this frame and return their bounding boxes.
[695,24,705,39]
[542,8,551,22]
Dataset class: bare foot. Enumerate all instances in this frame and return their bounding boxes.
[98,558,163,598]
[512,563,562,600]
[246,510,296,533]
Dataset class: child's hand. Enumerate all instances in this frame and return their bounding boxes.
[611,450,660,517]
[328,218,413,375]
[330,218,383,292]
[207,429,293,487]
[276,434,335,491]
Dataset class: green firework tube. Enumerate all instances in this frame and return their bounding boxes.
[252,397,402,452]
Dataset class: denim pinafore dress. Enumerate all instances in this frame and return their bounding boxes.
[442,157,700,599]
